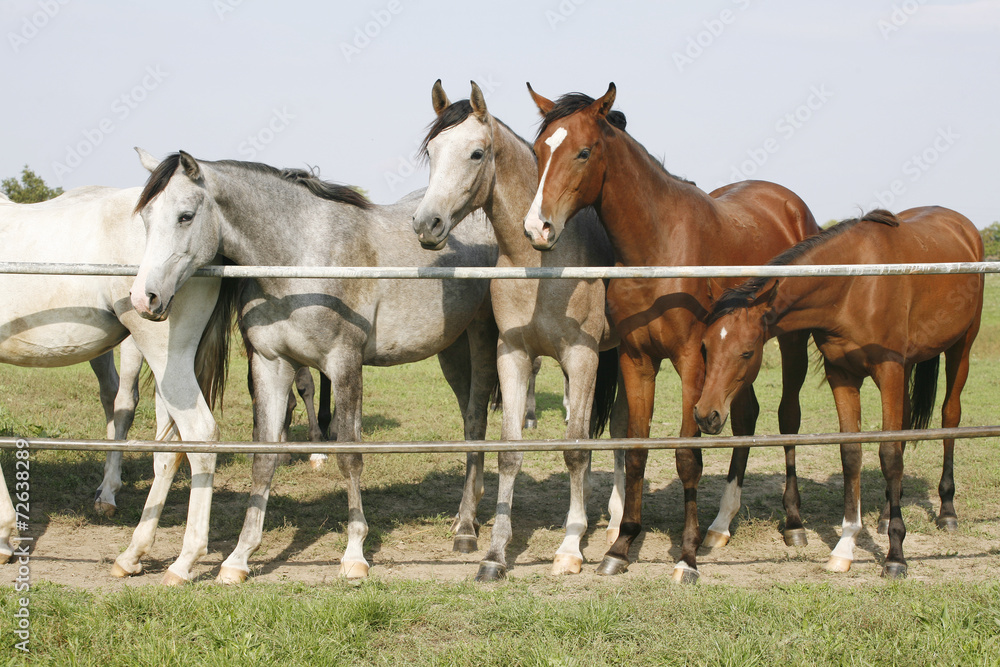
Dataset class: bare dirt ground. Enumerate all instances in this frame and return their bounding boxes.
[16,442,1000,591]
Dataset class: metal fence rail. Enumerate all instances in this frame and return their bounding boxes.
[1,261,999,280]
[3,426,999,455]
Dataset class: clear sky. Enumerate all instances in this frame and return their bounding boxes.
[3,0,998,227]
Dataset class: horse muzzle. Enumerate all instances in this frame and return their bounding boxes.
[693,405,726,436]
[131,289,173,321]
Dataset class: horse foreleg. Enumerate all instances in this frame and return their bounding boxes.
[606,374,628,545]
[598,350,657,577]
[876,363,908,579]
[552,347,599,575]
[476,344,532,581]
[219,355,295,583]
[525,356,542,429]
[331,361,368,579]
[703,385,759,550]
[826,366,864,573]
[671,352,706,584]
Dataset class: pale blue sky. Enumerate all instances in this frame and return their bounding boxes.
[2,0,998,226]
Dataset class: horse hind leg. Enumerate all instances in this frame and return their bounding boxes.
[777,331,809,546]
[606,374,628,545]
[89,349,122,516]
[936,333,975,532]
[524,357,542,429]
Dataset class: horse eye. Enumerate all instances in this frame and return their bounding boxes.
[471,149,484,160]
[740,351,754,360]
[178,212,194,224]
[578,148,591,160]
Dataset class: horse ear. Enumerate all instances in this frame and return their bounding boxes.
[134,147,160,173]
[470,81,488,120]
[431,79,450,116]
[751,280,779,310]
[526,82,555,116]
[589,82,617,120]
[177,150,202,181]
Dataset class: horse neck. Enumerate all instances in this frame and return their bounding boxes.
[765,243,853,338]
[482,121,542,264]
[209,165,355,267]
[596,132,722,266]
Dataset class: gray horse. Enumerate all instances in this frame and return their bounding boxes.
[412,80,627,580]
[129,150,500,581]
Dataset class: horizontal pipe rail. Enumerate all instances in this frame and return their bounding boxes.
[1,261,999,280]
[2,426,998,455]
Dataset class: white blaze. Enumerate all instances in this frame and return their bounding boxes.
[524,127,568,236]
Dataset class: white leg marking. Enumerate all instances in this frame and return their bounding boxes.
[707,478,742,538]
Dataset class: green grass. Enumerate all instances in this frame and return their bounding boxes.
[1,275,999,664]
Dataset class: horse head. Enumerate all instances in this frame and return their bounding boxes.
[694,282,778,435]
[130,150,224,321]
[412,79,496,250]
[523,82,616,250]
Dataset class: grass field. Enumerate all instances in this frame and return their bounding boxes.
[1,275,999,665]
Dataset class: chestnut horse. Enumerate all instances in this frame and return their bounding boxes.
[696,208,984,578]
[523,83,819,582]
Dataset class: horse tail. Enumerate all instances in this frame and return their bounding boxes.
[909,356,940,431]
[193,277,241,411]
[489,378,502,413]
[589,348,619,438]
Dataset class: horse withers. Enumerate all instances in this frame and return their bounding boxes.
[696,208,984,578]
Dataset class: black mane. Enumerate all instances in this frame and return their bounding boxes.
[134,153,372,214]
[708,209,901,322]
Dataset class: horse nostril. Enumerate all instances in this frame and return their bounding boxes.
[431,217,444,236]
[146,292,160,309]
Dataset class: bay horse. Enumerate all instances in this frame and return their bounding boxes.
[0,166,234,581]
[411,80,626,580]
[696,208,984,578]
[523,83,819,582]
[129,151,500,582]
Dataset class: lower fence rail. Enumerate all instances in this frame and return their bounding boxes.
[2,425,998,455]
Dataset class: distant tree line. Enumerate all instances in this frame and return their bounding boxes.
[2,166,63,203]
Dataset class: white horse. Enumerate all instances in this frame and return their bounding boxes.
[0,152,236,584]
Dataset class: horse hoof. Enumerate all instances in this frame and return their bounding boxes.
[217,566,248,584]
[671,565,700,585]
[0,548,12,565]
[825,556,852,573]
[595,555,629,576]
[551,554,583,575]
[882,562,908,579]
[161,570,188,586]
[783,528,808,547]
[94,500,116,518]
[309,456,327,471]
[339,561,370,579]
[701,530,730,549]
[606,527,619,546]
[877,519,889,535]
[524,418,538,430]
[110,560,141,578]
[453,535,478,554]
[475,561,507,582]
[936,516,959,532]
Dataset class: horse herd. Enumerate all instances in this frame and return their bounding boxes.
[0,81,984,585]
